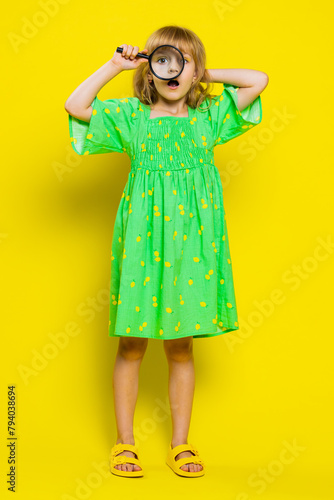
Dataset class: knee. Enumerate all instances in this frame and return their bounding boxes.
[164,336,193,362]
[118,337,148,361]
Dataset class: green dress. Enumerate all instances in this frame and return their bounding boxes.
[68,84,262,339]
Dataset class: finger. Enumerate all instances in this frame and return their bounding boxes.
[127,45,135,58]
[124,45,133,58]
[136,48,149,61]
[130,45,139,60]
[120,44,128,57]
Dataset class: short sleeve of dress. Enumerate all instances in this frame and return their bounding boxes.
[209,83,262,146]
[68,96,140,155]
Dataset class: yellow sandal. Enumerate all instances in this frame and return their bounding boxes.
[166,442,205,477]
[109,443,144,478]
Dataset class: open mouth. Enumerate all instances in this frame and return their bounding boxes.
[167,79,179,88]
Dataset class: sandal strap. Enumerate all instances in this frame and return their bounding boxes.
[170,442,200,461]
[111,455,142,467]
[110,443,139,459]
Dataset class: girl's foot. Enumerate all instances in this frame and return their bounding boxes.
[172,442,204,473]
[113,441,142,472]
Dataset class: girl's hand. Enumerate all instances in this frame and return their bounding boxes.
[111,44,149,71]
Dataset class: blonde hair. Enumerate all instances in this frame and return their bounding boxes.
[133,25,215,113]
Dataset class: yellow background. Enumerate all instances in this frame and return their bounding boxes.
[1,1,333,499]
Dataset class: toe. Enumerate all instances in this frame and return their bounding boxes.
[189,463,195,472]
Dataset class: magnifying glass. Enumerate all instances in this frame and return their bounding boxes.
[116,44,185,80]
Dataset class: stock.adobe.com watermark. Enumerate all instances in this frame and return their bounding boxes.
[235,438,307,499]
[8,0,70,54]
[223,234,333,353]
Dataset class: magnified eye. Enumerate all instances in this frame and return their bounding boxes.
[157,57,168,64]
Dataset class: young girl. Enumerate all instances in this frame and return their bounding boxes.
[65,25,268,479]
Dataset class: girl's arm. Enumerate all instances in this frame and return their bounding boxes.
[64,61,122,123]
[206,68,269,112]
[64,45,149,123]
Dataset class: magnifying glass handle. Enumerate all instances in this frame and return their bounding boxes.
[116,46,149,59]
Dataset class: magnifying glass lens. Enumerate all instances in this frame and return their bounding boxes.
[151,46,184,79]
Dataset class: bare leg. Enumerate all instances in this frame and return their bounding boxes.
[112,336,148,472]
[163,336,203,473]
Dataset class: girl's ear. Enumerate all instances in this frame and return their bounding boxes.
[147,73,154,85]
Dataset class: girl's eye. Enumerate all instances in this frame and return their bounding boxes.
[157,56,189,64]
